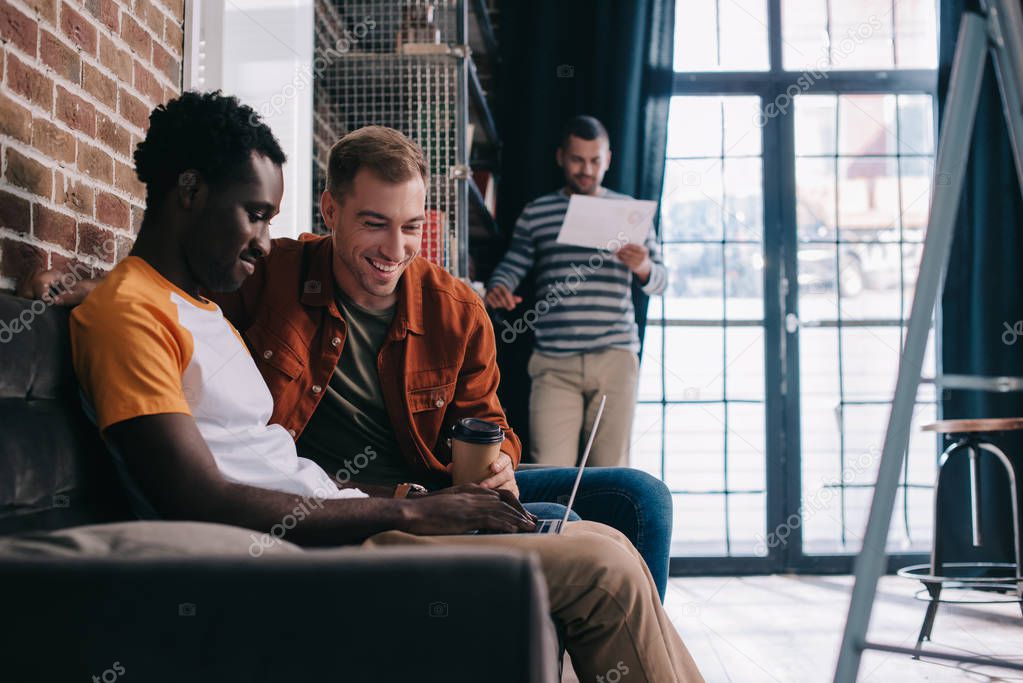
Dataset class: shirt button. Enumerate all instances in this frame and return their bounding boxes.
[311,385,322,394]
[263,350,273,359]
[288,429,297,438]
[434,398,445,408]
[331,337,341,347]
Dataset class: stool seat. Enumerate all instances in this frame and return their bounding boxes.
[921,417,1023,434]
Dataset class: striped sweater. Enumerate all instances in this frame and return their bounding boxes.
[488,188,668,355]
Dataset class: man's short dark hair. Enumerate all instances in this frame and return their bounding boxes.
[133,90,287,209]
[560,115,609,148]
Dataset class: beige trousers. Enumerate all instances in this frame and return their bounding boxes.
[528,347,639,467]
[364,520,703,683]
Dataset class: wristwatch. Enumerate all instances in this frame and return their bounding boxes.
[393,482,428,498]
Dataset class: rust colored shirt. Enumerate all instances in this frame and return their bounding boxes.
[208,234,522,479]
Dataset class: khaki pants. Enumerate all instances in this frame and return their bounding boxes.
[528,347,639,467]
[364,520,703,683]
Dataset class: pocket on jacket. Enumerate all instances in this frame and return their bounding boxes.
[245,322,305,380]
[407,381,456,414]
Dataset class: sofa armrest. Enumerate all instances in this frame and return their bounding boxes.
[0,546,559,682]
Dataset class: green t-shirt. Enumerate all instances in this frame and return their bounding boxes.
[296,292,413,488]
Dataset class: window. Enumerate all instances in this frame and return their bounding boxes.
[638,0,939,570]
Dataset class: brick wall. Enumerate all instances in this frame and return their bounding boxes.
[0,0,185,290]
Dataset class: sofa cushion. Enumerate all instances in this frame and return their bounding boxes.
[0,520,304,557]
[0,293,132,533]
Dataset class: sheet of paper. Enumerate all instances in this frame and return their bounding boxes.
[556,194,657,250]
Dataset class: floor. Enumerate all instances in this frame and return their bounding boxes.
[563,575,1022,682]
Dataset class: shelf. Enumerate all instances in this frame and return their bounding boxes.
[468,57,500,147]
[468,175,499,238]
[468,0,500,62]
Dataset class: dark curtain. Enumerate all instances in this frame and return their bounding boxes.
[938,0,1023,564]
[492,0,676,457]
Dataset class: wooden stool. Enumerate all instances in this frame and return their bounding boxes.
[898,418,1023,652]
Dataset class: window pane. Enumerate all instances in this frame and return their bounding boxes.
[723,98,763,156]
[667,96,722,157]
[675,0,768,72]
[725,244,764,318]
[631,403,664,477]
[663,326,725,401]
[838,95,898,157]
[796,157,836,242]
[637,318,664,401]
[898,95,935,156]
[664,243,724,319]
[783,0,935,71]
[895,0,938,68]
[723,158,764,241]
[665,404,725,491]
[662,160,723,241]
[900,158,933,241]
[672,494,727,555]
[725,328,765,400]
[837,156,901,241]
[795,95,836,156]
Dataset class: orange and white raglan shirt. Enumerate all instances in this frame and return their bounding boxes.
[70,256,366,516]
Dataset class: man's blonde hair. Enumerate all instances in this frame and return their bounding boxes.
[325,125,429,201]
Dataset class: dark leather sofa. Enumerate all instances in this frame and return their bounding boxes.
[0,292,558,682]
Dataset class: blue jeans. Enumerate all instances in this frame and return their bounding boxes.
[516,467,672,602]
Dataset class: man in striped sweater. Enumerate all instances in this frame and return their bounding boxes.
[485,116,668,467]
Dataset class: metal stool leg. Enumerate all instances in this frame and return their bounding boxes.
[974,441,1022,618]
[914,581,943,655]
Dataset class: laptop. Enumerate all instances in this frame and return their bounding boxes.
[531,394,607,535]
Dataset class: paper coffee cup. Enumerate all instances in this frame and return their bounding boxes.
[450,418,505,485]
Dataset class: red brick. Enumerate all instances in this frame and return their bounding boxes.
[151,40,178,83]
[158,0,183,22]
[118,87,149,130]
[60,2,97,56]
[77,221,115,261]
[130,202,143,233]
[0,188,31,235]
[114,232,133,261]
[0,1,38,57]
[32,203,76,250]
[49,251,94,277]
[163,16,182,55]
[40,30,81,84]
[82,62,116,110]
[0,91,32,143]
[31,116,75,164]
[5,148,51,199]
[99,34,131,82]
[95,191,128,229]
[132,59,161,102]
[115,159,143,198]
[77,141,113,183]
[138,0,161,35]
[96,112,129,156]
[0,236,46,282]
[54,173,94,215]
[120,14,150,59]
[83,0,117,32]
[6,54,54,110]
[21,0,56,25]
[56,85,96,135]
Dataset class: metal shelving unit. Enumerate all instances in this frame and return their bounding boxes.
[311,0,501,278]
